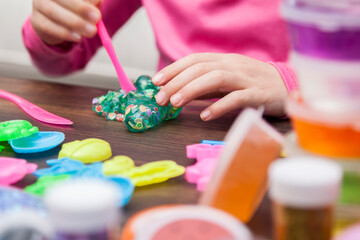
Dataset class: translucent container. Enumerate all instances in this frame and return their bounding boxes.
[269,157,343,240]
[281,0,360,61]
[285,92,360,158]
[290,52,360,113]
[44,179,120,240]
[200,108,284,222]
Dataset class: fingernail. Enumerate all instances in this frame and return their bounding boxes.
[152,73,163,85]
[200,110,211,121]
[72,32,81,41]
[89,11,100,23]
[170,93,182,106]
[156,91,166,105]
[85,23,96,35]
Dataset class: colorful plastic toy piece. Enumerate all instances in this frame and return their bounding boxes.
[0,157,37,186]
[32,158,134,207]
[0,120,38,141]
[185,144,225,191]
[92,75,182,132]
[335,223,360,240]
[9,131,65,153]
[103,157,185,187]
[0,146,4,152]
[58,138,112,163]
[33,158,85,177]
[24,174,71,196]
[201,140,226,145]
[0,186,45,214]
[103,155,135,176]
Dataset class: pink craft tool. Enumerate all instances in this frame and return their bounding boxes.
[0,157,37,186]
[96,20,136,93]
[185,144,225,191]
[0,89,73,125]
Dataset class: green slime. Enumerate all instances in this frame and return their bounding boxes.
[92,75,182,132]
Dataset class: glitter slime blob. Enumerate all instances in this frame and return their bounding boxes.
[92,75,182,132]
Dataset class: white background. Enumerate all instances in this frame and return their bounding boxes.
[0,1,158,89]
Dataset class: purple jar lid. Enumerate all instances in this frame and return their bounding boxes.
[282,1,360,60]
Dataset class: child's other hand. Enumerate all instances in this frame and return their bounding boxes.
[152,53,288,121]
[31,0,103,45]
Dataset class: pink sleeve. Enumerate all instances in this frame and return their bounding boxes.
[268,62,299,93]
[22,0,142,76]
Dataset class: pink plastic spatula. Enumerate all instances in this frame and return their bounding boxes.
[0,89,73,125]
[96,20,136,93]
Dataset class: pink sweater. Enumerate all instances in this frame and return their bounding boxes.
[22,0,298,92]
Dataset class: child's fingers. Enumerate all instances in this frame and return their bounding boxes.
[200,90,257,121]
[169,70,239,107]
[54,0,101,24]
[155,62,225,106]
[35,0,97,38]
[32,11,82,43]
[152,53,221,86]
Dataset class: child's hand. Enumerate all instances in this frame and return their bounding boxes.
[152,53,288,121]
[31,0,103,45]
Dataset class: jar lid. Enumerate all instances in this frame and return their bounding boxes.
[44,179,119,233]
[281,0,360,31]
[269,157,343,208]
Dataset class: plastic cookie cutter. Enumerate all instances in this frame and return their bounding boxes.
[121,205,253,240]
[32,158,134,207]
[58,138,112,163]
[185,143,225,191]
[103,157,185,187]
[9,131,65,154]
[200,108,284,223]
[24,174,71,197]
[0,157,37,186]
[33,158,84,177]
[0,120,38,142]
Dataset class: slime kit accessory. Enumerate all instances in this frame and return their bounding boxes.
[269,157,342,240]
[32,158,134,206]
[185,143,225,191]
[121,205,253,240]
[200,108,284,222]
[0,120,38,141]
[0,157,37,186]
[9,131,65,154]
[44,179,120,240]
[92,75,182,132]
[335,223,360,240]
[103,156,185,186]
[25,174,71,197]
[0,89,73,125]
[96,19,136,93]
[58,138,112,163]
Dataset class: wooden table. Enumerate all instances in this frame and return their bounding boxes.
[0,76,292,239]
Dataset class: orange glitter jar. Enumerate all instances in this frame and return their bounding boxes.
[286,93,360,159]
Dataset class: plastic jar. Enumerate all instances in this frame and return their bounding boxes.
[285,92,360,158]
[44,179,120,240]
[269,157,343,240]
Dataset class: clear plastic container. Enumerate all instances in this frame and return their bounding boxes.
[290,52,360,113]
[285,92,360,158]
[281,0,360,61]
[44,179,120,240]
[200,108,284,222]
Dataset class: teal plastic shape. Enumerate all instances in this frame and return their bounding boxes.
[92,75,182,132]
[9,131,65,153]
[0,120,38,141]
